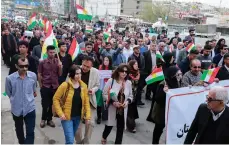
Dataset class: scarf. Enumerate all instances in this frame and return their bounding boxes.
[129,68,140,81]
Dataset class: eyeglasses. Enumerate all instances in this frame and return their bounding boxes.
[120,70,128,73]
[161,46,165,47]
[192,66,201,69]
[206,95,222,102]
[18,65,29,68]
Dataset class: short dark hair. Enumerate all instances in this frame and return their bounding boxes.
[205,40,212,45]
[189,29,195,33]
[47,45,55,51]
[112,63,129,81]
[18,41,29,48]
[106,42,111,46]
[224,53,229,60]
[83,37,88,42]
[126,39,131,44]
[204,44,212,50]
[68,65,81,79]
[85,42,93,47]
[17,55,28,65]
[190,49,199,55]
[58,42,66,48]
[82,55,94,64]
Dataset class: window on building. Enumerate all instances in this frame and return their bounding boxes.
[136,6,139,9]
[136,12,139,15]
[137,1,140,4]
[121,10,124,13]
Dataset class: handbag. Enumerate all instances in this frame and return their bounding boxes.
[52,82,70,117]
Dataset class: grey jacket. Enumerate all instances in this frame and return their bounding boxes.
[32,45,41,65]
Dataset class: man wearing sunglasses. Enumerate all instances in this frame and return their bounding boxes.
[181,59,202,87]
[5,55,37,144]
[184,86,229,144]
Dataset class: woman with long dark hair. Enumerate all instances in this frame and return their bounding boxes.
[127,60,140,133]
[96,56,113,124]
[101,64,133,144]
[215,38,226,55]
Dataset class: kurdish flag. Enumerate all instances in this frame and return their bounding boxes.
[1,16,8,22]
[76,4,92,20]
[156,51,165,62]
[68,37,81,61]
[96,70,112,106]
[85,25,93,33]
[41,23,58,60]
[200,67,220,83]
[43,18,50,33]
[27,13,37,30]
[38,15,45,28]
[103,32,111,42]
[145,67,165,85]
[186,43,196,52]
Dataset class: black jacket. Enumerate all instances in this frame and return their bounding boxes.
[178,57,190,75]
[29,37,40,52]
[184,104,229,144]
[143,50,154,75]
[216,66,229,81]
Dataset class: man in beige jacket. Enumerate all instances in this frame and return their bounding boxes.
[75,56,100,144]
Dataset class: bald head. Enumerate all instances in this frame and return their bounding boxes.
[190,59,201,75]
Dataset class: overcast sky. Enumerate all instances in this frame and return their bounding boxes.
[176,0,229,8]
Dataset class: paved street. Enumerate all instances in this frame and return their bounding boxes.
[1,64,165,144]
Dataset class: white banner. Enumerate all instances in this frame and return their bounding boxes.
[165,80,229,144]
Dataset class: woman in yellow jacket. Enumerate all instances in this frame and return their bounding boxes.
[53,65,91,144]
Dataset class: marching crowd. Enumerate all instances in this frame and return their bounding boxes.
[2,20,229,144]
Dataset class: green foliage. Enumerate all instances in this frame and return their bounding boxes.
[140,2,168,23]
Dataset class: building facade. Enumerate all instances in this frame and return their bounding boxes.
[120,0,152,16]
[84,0,121,16]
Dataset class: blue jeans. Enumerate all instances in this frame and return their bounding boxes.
[12,110,36,144]
[61,116,81,144]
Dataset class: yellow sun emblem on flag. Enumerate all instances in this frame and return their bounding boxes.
[152,74,157,78]
[83,9,88,15]
[207,70,213,75]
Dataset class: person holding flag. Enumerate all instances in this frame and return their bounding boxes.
[38,45,63,128]
[151,66,182,144]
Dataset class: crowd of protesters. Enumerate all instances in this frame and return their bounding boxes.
[2,20,229,144]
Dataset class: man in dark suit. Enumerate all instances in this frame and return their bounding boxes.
[143,42,157,101]
[216,53,229,80]
[184,86,229,144]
